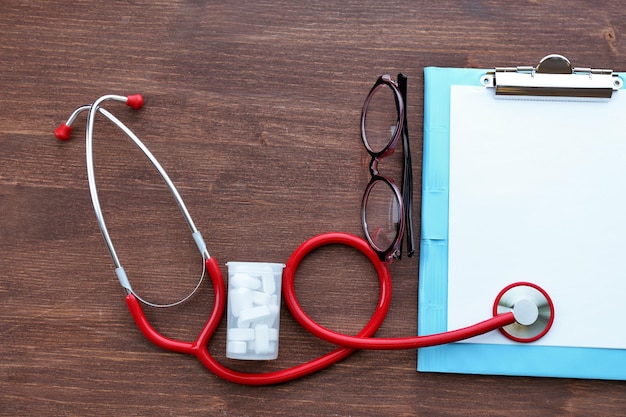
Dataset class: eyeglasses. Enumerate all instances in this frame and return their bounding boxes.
[360,73,415,262]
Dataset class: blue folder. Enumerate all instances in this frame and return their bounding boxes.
[417,66,626,380]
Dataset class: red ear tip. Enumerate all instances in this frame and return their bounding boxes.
[54,123,72,140]
[126,94,144,110]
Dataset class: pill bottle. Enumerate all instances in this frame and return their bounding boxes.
[225,262,285,360]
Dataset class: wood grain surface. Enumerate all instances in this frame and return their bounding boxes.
[2,1,626,415]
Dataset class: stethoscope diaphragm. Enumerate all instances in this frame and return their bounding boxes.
[493,282,554,343]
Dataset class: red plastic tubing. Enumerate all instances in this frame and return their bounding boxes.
[125,232,515,385]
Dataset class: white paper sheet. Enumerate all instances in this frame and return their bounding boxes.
[448,86,626,349]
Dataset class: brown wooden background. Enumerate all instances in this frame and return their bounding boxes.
[2,1,626,415]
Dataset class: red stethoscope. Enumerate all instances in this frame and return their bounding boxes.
[55,94,555,385]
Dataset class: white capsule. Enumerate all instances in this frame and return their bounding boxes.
[252,290,271,306]
[231,273,261,290]
[264,303,280,328]
[254,324,271,354]
[261,271,276,295]
[268,327,278,342]
[238,305,271,327]
[227,328,255,342]
[226,341,247,355]
[229,287,253,318]
[236,317,251,328]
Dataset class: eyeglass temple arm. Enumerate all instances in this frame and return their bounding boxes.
[398,73,415,258]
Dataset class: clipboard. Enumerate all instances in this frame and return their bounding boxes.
[417,55,626,380]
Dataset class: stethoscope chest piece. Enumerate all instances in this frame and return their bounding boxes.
[493,282,554,343]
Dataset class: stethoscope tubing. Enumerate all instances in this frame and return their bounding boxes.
[126,256,372,386]
[282,233,516,350]
[126,232,515,385]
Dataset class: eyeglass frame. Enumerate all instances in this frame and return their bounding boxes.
[360,73,415,262]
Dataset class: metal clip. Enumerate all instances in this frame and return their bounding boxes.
[481,54,623,99]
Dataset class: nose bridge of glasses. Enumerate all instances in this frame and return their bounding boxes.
[368,146,397,177]
[369,155,379,177]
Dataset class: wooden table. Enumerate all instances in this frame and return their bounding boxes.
[2,1,625,415]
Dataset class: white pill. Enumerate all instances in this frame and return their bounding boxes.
[254,324,271,354]
[227,341,247,355]
[238,305,271,326]
[264,303,280,327]
[252,290,271,306]
[229,287,253,318]
[237,317,251,328]
[268,328,278,342]
[231,273,261,290]
[261,272,276,294]
[227,328,255,342]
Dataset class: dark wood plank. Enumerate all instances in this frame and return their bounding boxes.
[2,1,626,415]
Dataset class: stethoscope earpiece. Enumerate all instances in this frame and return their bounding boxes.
[55,95,144,141]
[125,94,144,110]
[54,123,73,141]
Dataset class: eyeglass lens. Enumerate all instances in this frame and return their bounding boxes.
[363,179,402,253]
[362,83,400,154]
